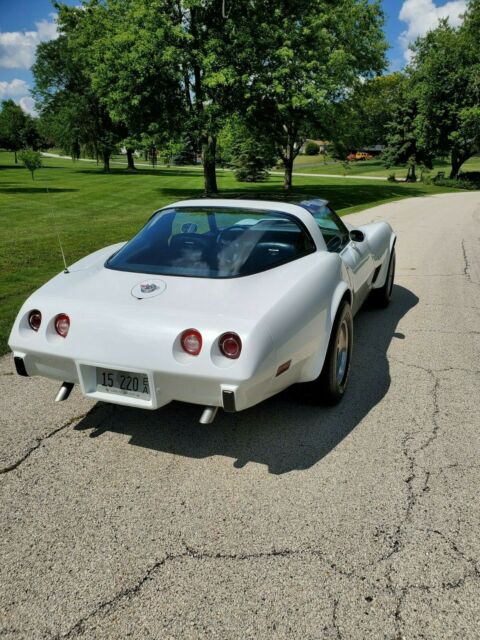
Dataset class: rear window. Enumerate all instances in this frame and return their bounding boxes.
[106,206,315,278]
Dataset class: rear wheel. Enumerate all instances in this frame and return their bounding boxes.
[315,300,353,404]
[371,247,395,308]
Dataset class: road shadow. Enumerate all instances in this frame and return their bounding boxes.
[75,284,418,474]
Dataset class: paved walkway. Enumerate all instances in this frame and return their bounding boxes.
[41,152,389,181]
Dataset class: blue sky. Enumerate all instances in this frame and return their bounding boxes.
[0,0,469,114]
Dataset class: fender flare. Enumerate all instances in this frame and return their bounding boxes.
[329,281,352,326]
[373,234,397,289]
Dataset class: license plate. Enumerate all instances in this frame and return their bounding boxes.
[96,368,150,400]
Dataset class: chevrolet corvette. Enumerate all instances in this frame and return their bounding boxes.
[9,198,396,423]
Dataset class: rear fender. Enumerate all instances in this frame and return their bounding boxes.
[298,281,351,382]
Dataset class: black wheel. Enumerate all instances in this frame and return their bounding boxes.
[371,247,395,308]
[315,300,353,404]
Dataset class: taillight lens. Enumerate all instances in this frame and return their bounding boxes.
[180,329,202,355]
[219,332,242,359]
[28,310,42,331]
[55,313,70,338]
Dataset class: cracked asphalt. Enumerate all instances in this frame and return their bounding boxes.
[1,191,479,639]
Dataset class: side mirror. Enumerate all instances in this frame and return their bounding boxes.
[350,229,365,243]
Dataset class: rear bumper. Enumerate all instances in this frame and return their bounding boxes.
[11,350,274,412]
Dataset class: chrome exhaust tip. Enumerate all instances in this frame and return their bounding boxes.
[199,406,219,424]
[55,382,74,402]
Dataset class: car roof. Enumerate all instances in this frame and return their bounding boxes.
[165,197,329,218]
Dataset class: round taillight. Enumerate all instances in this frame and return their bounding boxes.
[28,310,42,332]
[219,332,242,359]
[55,313,70,338]
[180,329,202,356]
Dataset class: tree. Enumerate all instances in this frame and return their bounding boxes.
[238,0,387,188]
[67,1,183,175]
[332,73,405,158]
[233,134,276,183]
[18,149,42,180]
[408,2,480,178]
[0,100,27,163]
[33,5,124,172]
[80,0,242,194]
[382,75,435,180]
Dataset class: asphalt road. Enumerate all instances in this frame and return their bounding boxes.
[1,192,479,639]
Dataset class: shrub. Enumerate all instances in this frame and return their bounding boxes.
[432,172,479,190]
[458,171,480,187]
[419,164,432,184]
[387,172,396,182]
[304,141,320,156]
[18,149,42,180]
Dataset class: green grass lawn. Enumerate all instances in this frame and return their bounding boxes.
[293,154,480,178]
[0,150,462,355]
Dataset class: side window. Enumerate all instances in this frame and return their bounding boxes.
[311,205,350,253]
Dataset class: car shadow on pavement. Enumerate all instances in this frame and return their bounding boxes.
[75,285,418,474]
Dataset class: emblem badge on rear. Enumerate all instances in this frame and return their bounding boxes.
[131,279,167,299]
[141,283,158,294]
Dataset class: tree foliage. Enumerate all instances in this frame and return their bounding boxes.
[382,75,435,181]
[236,0,387,188]
[79,0,246,193]
[332,73,405,158]
[0,100,43,162]
[405,2,480,177]
[33,4,124,172]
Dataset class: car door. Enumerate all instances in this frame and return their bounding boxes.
[311,204,372,312]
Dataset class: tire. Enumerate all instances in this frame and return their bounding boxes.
[371,247,395,308]
[316,300,354,405]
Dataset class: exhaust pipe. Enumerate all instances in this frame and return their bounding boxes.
[55,382,74,402]
[199,406,218,424]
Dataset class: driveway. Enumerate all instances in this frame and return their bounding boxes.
[1,192,479,639]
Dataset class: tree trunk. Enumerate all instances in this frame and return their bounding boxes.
[14,150,17,164]
[202,135,218,194]
[450,150,463,179]
[406,163,416,182]
[126,148,136,171]
[283,157,294,189]
[102,151,110,173]
[282,133,298,190]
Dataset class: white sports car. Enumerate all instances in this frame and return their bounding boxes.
[9,198,396,423]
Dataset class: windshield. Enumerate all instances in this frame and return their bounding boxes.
[106,206,315,278]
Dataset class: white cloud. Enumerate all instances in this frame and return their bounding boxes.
[0,14,58,70]
[0,79,36,115]
[19,96,36,116]
[0,78,30,98]
[399,0,467,61]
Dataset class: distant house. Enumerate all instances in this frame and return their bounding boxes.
[300,139,329,154]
